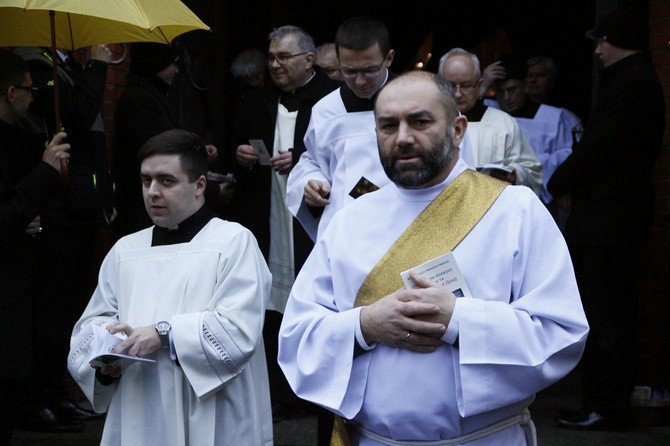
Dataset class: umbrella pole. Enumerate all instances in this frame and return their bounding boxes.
[49,10,68,184]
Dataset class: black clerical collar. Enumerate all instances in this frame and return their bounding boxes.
[340,85,375,112]
[151,205,216,246]
[340,71,396,113]
[279,71,316,112]
[464,99,488,122]
[509,100,540,119]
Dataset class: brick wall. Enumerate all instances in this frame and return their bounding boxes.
[638,0,670,386]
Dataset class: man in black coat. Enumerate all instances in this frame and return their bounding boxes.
[228,24,341,439]
[14,44,114,431]
[0,49,71,443]
[549,7,665,430]
[113,42,180,239]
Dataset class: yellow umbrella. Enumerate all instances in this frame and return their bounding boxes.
[0,0,210,50]
[0,0,210,179]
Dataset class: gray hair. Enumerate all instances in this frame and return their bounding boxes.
[268,25,316,54]
[438,47,481,78]
[527,56,557,81]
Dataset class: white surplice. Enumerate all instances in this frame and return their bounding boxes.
[486,100,577,204]
[461,106,543,195]
[68,219,273,446]
[286,88,390,242]
[267,103,297,313]
[279,159,588,445]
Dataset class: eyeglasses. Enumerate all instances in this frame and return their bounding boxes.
[339,60,385,79]
[1,85,38,97]
[448,82,478,93]
[585,29,606,43]
[266,52,308,65]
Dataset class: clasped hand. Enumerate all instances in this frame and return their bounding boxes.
[360,273,456,353]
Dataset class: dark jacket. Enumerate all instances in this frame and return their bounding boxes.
[113,73,177,238]
[0,120,60,379]
[547,51,665,247]
[228,68,342,270]
[16,47,114,228]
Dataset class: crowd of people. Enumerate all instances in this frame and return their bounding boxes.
[0,5,664,445]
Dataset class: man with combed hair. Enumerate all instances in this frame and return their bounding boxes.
[286,16,397,242]
[278,70,588,445]
[438,48,542,194]
[68,129,273,445]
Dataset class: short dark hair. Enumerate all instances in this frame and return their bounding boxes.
[0,49,29,93]
[335,16,390,56]
[138,129,208,182]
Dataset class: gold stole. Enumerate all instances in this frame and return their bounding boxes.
[330,170,506,446]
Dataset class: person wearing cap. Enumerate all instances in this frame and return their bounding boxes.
[489,54,576,230]
[113,42,181,240]
[113,43,221,241]
[549,6,665,430]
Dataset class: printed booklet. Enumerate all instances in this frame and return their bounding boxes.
[88,324,156,368]
[400,251,471,297]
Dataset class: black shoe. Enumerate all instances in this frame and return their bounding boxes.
[555,409,628,431]
[272,402,305,423]
[53,400,105,421]
[15,407,85,433]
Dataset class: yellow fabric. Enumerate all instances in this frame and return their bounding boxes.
[330,170,506,446]
[354,170,506,307]
[0,0,210,50]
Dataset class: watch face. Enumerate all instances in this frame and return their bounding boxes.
[156,321,170,332]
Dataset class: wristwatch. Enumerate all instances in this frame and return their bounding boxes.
[155,320,171,349]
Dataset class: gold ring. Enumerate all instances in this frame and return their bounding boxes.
[406,331,411,341]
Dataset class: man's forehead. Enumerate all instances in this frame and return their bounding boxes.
[141,152,183,173]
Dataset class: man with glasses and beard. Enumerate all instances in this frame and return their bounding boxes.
[278,70,588,446]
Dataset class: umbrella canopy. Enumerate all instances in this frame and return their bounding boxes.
[0,0,210,181]
[0,0,210,50]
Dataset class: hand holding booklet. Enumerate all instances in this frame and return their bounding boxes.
[88,324,156,368]
[400,252,471,297]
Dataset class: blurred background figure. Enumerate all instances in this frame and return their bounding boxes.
[230,47,267,90]
[13,43,115,433]
[314,42,343,81]
[113,42,180,240]
[0,48,72,443]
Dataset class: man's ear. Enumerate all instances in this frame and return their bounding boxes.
[451,115,468,148]
[305,52,316,69]
[195,175,207,197]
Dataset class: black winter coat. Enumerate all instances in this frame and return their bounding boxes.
[547,51,665,247]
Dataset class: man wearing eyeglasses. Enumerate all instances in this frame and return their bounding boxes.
[12,43,116,432]
[0,48,71,443]
[227,24,341,434]
[438,48,541,195]
[287,16,397,243]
